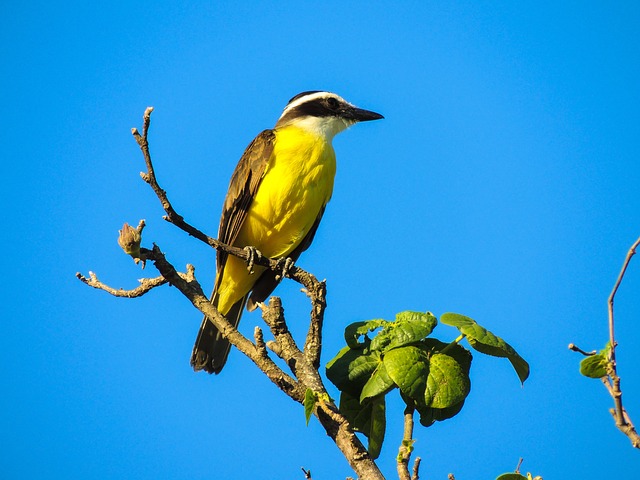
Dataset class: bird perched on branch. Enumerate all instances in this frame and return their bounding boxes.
[191,91,383,374]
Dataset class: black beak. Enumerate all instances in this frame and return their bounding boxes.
[347,106,384,122]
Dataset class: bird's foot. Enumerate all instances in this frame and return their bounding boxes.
[275,257,295,281]
[243,246,263,274]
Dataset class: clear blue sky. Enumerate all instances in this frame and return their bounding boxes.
[2,2,639,478]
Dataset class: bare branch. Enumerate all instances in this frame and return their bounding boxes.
[608,236,640,348]
[411,457,421,480]
[131,107,220,249]
[76,271,167,297]
[260,297,303,369]
[515,457,524,473]
[397,406,415,480]
[567,343,596,356]
[302,278,327,370]
[601,376,616,396]
[605,236,640,448]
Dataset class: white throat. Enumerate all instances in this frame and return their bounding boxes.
[285,115,354,142]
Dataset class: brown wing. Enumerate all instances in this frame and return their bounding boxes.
[191,129,275,374]
[214,129,276,290]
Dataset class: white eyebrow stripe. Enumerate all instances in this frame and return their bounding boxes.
[278,92,350,120]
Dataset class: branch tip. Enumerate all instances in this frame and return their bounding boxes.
[568,343,596,356]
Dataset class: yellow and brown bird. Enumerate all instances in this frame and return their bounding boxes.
[191,91,383,374]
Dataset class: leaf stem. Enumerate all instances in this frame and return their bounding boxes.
[440,334,466,355]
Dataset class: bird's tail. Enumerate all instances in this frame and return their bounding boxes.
[190,294,247,374]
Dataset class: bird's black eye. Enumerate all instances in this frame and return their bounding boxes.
[326,97,340,110]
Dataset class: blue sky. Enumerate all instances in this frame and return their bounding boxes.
[2,1,640,478]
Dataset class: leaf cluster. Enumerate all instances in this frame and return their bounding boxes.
[326,311,529,458]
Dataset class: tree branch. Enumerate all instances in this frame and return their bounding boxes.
[605,236,640,448]
[78,107,386,480]
[411,457,421,480]
[397,406,416,480]
[567,343,596,356]
[302,278,327,370]
[141,245,304,400]
[146,244,382,478]
[75,271,168,297]
[260,297,303,373]
[259,297,384,479]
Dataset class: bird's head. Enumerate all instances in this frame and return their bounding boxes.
[275,91,383,140]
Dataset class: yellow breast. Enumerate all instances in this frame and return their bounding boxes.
[236,125,336,257]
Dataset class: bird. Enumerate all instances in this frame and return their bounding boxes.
[190,91,383,374]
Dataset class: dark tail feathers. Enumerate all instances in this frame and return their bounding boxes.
[190,296,246,374]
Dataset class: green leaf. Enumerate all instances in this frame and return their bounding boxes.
[304,388,316,426]
[496,474,528,480]
[326,347,380,397]
[441,312,530,383]
[580,348,610,379]
[360,361,396,402]
[370,311,438,352]
[580,353,608,378]
[344,319,388,348]
[422,338,473,374]
[424,353,471,409]
[467,337,529,384]
[440,312,476,328]
[338,392,387,458]
[416,399,465,427]
[367,396,386,459]
[383,346,430,402]
[339,392,368,432]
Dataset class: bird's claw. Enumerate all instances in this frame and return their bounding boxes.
[275,257,295,281]
[244,246,263,273]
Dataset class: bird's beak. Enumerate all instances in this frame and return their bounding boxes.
[347,106,384,122]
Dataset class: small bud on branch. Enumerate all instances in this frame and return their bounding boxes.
[118,220,146,267]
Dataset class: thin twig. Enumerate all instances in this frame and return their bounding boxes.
[567,343,596,356]
[76,271,167,297]
[131,107,227,250]
[608,237,640,349]
[605,236,640,448]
